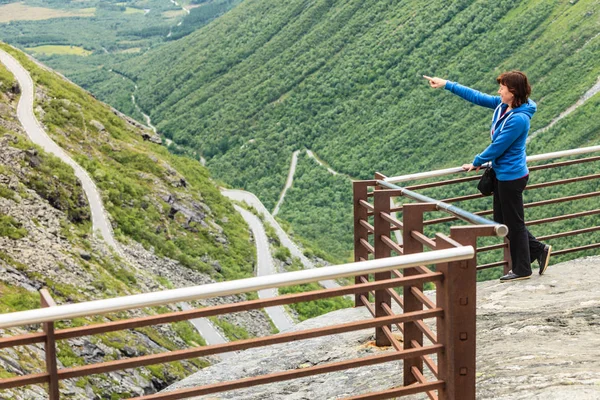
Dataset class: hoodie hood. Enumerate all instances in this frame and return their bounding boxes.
[511,99,537,119]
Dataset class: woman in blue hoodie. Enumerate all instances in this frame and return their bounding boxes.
[424,71,551,282]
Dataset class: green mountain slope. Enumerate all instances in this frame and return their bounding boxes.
[119,0,599,262]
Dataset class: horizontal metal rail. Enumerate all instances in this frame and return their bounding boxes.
[424,191,600,226]
[385,145,600,184]
[377,180,508,237]
[0,273,443,351]
[405,155,600,191]
[134,344,444,400]
[0,247,473,329]
[49,310,443,383]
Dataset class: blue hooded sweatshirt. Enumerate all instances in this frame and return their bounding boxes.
[445,81,537,181]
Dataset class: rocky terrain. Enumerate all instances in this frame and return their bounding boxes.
[166,257,600,400]
[0,48,273,399]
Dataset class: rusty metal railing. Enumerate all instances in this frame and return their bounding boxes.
[380,144,600,274]
[352,145,600,399]
[353,177,507,400]
[0,248,473,400]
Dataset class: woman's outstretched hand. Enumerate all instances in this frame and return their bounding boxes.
[423,75,447,89]
[462,163,481,173]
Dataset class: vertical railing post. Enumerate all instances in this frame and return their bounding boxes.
[40,288,59,400]
[401,202,437,386]
[503,237,512,275]
[435,227,481,400]
[373,189,392,346]
[353,180,372,307]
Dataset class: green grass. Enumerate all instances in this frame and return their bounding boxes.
[0,42,256,282]
[173,321,207,347]
[25,45,93,56]
[0,282,40,313]
[0,214,27,240]
[209,316,251,341]
[278,257,353,321]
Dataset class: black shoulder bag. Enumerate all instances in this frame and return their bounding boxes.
[477,167,496,196]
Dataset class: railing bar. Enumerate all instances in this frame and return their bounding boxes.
[382,325,403,351]
[0,248,476,330]
[0,372,49,390]
[406,175,480,190]
[477,261,508,270]
[360,238,375,254]
[385,288,404,309]
[361,295,376,318]
[0,332,46,349]
[552,243,600,256]
[411,287,436,310]
[381,235,404,254]
[378,180,507,237]
[527,209,600,226]
[413,265,435,275]
[524,191,600,208]
[404,156,600,191]
[425,193,600,226]
[359,199,374,211]
[528,155,600,171]
[381,303,404,335]
[411,341,439,378]
[386,146,600,184]
[131,345,444,400]
[537,226,600,241]
[526,173,600,190]
[359,219,375,233]
[438,174,600,205]
[381,212,404,230]
[411,366,438,400]
[410,231,437,250]
[358,276,375,298]
[51,273,441,341]
[439,193,483,204]
[392,269,403,279]
[343,380,445,400]
[57,309,443,381]
[477,243,506,253]
[415,320,437,344]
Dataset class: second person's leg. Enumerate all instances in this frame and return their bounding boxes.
[497,176,532,277]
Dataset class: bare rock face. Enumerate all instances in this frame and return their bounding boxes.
[165,257,600,400]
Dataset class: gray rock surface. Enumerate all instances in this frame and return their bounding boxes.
[165,257,600,399]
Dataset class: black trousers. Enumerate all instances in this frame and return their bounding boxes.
[493,175,545,277]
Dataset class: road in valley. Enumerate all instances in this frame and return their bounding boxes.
[222,189,340,291]
[233,206,294,332]
[0,48,231,356]
[0,49,121,254]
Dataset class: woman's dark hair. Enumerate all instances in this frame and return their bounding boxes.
[497,70,531,108]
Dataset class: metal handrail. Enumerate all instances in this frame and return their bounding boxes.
[385,145,600,184]
[377,180,508,237]
[0,247,474,330]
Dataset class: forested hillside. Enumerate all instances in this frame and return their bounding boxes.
[0,0,242,120]
[115,0,600,264]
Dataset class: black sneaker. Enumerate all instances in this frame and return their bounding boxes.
[500,271,531,283]
[538,245,552,275]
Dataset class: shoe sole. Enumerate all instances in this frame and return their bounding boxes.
[500,276,531,283]
[539,245,552,276]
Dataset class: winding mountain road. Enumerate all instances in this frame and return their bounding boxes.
[233,206,294,332]
[272,150,299,216]
[0,49,232,357]
[0,49,121,254]
[222,189,340,291]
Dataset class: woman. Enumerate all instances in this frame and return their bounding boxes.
[423,71,551,282]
